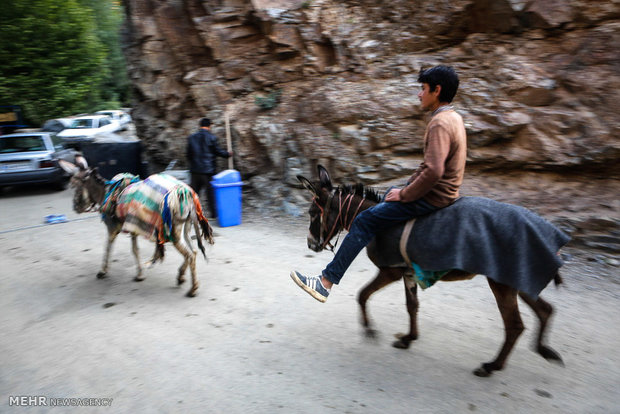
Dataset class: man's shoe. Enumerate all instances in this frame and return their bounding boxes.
[290,271,330,303]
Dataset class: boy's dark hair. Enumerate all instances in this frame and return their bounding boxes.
[200,118,211,127]
[418,65,459,103]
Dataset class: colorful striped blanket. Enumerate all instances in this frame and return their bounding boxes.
[115,173,199,243]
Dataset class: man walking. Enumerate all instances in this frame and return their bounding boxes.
[291,65,467,302]
[186,118,231,219]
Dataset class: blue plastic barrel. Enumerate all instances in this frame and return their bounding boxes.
[211,169,243,227]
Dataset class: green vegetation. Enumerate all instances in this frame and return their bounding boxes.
[254,89,282,110]
[0,0,130,126]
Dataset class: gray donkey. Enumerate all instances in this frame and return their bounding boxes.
[61,157,214,296]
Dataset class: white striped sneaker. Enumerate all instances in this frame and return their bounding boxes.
[290,271,330,303]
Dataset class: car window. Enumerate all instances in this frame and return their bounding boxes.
[100,118,109,127]
[51,134,64,151]
[69,119,93,129]
[0,136,46,153]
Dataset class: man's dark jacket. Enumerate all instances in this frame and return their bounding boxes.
[186,128,229,174]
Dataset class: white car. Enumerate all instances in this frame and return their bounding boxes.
[95,110,131,130]
[57,115,121,148]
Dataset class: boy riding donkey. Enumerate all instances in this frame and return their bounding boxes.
[291,65,466,302]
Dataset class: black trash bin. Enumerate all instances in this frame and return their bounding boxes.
[82,141,148,180]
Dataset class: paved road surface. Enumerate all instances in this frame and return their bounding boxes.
[1,186,618,413]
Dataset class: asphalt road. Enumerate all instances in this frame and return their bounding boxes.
[1,186,619,413]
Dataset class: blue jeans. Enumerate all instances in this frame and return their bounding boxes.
[322,196,439,285]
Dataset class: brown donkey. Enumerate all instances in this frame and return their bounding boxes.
[298,165,567,377]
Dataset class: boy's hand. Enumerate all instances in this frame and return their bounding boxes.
[385,188,402,202]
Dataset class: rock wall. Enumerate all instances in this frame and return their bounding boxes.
[121,0,620,212]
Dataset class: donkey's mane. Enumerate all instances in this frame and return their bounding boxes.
[336,183,381,203]
[93,172,106,186]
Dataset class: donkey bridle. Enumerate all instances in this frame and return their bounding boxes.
[313,191,366,252]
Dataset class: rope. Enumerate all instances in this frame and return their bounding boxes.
[316,191,366,252]
[0,215,99,235]
[399,219,416,268]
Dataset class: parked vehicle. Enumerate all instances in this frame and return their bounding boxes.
[0,132,77,190]
[41,117,74,134]
[95,109,131,130]
[56,115,121,148]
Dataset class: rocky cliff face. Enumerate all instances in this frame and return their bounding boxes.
[122,0,619,248]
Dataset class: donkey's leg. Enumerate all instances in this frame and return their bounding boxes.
[393,273,419,349]
[519,292,563,365]
[358,267,402,338]
[183,219,196,254]
[474,278,524,377]
[131,234,145,281]
[97,227,120,278]
[172,225,198,297]
[175,222,193,286]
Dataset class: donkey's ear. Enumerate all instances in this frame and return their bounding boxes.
[75,154,88,170]
[317,165,333,191]
[297,175,318,197]
[58,159,79,175]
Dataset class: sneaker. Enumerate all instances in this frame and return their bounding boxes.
[290,271,330,303]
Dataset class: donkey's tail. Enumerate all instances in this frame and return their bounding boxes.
[150,242,165,264]
[553,272,563,287]
[191,190,214,259]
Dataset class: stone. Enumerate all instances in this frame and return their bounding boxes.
[121,0,619,231]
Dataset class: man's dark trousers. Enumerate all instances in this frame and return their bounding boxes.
[322,197,439,284]
[190,172,216,218]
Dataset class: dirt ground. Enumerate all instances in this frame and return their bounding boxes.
[0,183,619,413]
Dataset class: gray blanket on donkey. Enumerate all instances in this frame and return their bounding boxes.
[370,196,570,299]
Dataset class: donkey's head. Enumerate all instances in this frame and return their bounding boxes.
[297,165,338,252]
[60,156,106,213]
[298,165,380,252]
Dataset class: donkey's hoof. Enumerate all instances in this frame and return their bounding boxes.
[395,332,418,341]
[473,363,495,377]
[392,332,416,349]
[392,338,411,349]
[538,345,564,366]
[177,276,186,286]
[473,367,492,377]
[134,276,145,282]
[186,289,197,298]
[364,328,378,339]
[96,271,107,279]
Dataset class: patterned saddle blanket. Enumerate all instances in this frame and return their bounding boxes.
[112,173,197,243]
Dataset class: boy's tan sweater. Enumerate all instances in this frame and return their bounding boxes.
[399,109,467,207]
